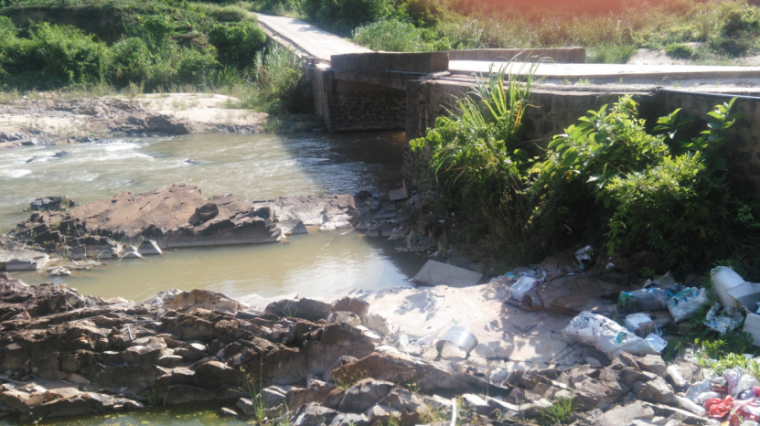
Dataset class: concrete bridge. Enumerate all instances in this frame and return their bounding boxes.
[256,13,760,196]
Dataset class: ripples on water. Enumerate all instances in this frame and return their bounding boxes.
[1,132,424,300]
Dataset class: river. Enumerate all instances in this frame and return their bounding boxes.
[0,131,424,425]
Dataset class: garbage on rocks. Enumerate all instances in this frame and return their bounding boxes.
[643,271,680,293]
[712,266,746,309]
[619,288,672,312]
[435,325,478,358]
[562,311,661,360]
[624,313,657,337]
[574,245,593,270]
[668,287,709,322]
[725,278,760,347]
[644,333,668,352]
[704,303,745,335]
[507,276,538,304]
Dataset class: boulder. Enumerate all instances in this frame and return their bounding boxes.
[293,403,338,426]
[193,360,244,389]
[338,378,395,413]
[221,407,238,417]
[636,377,676,406]
[272,195,362,231]
[47,266,71,276]
[161,289,241,314]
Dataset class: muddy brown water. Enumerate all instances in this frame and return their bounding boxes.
[0,131,427,425]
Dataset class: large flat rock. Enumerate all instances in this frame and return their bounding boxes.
[266,194,362,232]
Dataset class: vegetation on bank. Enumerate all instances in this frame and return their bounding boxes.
[253,0,760,63]
[411,61,760,280]
[0,0,308,114]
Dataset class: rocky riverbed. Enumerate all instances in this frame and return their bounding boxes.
[0,93,319,149]
[0,271,722,425]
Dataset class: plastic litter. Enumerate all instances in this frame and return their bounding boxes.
[416,334,434,347]
[686,379,714,401]
[508,276,538,303]
[703,303,745,335]
[625,313,657,337]
[735,374,760,399]
[667,365,687,388]
[574,246,593,269]
[668,287,709,322]
[726,368,745,397]
[397,334,409,348]
[712,266,746,309]
[644,333,668,352]
[730,398,760,426]
[619,288,672,312]
[562,311,660,360]
[706,395,733,419]
[676,395,706,416]
[435,325,478,356]
[696,392,723,404]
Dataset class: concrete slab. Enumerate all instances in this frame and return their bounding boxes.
[255,14,371,63]
[449,60,760,85]
[413,260,483,288]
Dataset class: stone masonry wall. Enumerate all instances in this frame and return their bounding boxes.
[327,89,406,132]
[405,78,760,197]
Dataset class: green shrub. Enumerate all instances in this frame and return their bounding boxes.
[208,21,267,68]
[238,44,308,114]
[109,37,156,87]
[302,0,393,35]
[211,5,251,22]
[665,43,695,58]
[176,47,218,85]
[352,19,429,52]
[587,43,638,63]
[127,15,176,52]
[1,22,109,88]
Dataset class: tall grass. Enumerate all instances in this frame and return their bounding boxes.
[236,44,309,114]
[410,59,540,260]
[352,20,430,52]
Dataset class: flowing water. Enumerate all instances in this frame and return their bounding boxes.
[0,131,424,425]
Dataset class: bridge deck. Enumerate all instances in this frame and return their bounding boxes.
[255,13,371,63]
[450,61,760,84]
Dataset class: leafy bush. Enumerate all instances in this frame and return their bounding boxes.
[410,62,539,259]
[302,0,393,35]
[109,37,158,87]
[587,43,638,63]
[353,19,429,52]
[211,5,252,22]
[1,22,109,88]
[209,21,267,68]
[665,42,695,58]
[238,44,309,114]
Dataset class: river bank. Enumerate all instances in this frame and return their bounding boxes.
[0,92,321,150]
[0,269,728,426]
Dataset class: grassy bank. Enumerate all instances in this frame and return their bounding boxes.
[0,0,309,115]
[253,0,760,63]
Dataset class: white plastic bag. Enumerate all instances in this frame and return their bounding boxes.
[645,334,668,352]
[509,276,538,303]
[668,287,709,322]
[562,311,661,360]
[625,313,656,337]
[704,303,745,335]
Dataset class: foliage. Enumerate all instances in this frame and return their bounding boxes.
[333,369,370,389]
[302,0,393,35]
[696,337,757,375]
[410,61,539,260]
[209,21,267,68]
[540,398,575,425]
[353,19,428,52]
[587,43,639,64]
[0,22,109,88]
[237,44,310,114]
[665,42,695,58]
